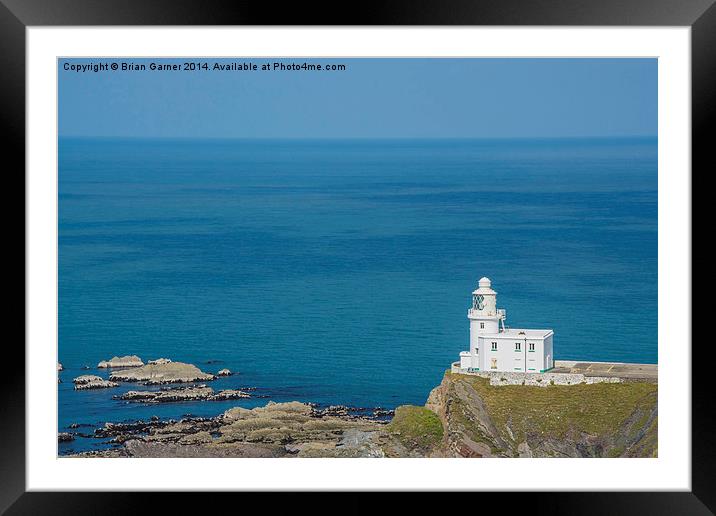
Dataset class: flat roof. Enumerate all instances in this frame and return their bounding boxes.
[552,360,657,380]
[481,328,553,339]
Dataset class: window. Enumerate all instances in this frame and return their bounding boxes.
[515,342,521,351]
[491,342,498,351]
[473,294,485,310]
[529,343,535,351]
[480,322,485,329]
[491,358,497,369]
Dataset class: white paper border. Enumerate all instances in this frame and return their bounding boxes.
[27,27,690,491]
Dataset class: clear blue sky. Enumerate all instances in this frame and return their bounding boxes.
[58,58,656,139]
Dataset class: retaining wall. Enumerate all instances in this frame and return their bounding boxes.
[450,364,621,387]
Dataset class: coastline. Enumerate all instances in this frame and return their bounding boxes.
[59,357,658,459]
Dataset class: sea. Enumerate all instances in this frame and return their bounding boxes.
[58,137,657,454]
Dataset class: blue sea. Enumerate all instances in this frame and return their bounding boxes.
[58,137,657,454]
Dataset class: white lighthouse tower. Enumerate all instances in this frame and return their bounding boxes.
[468,277,505,352]
[458,277,554,373]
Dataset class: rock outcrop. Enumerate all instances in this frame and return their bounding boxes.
[425,372,658,458]
[69,401,406,458]
[115,385,250,403]
[73,375,119,390]
[57,363,63,371]
[109,361,215,384]
[98,355,144,368]
[148,358,172,365]
[217,369,232,376]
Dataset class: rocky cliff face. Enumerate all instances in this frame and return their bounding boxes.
[66,372,657,458]
[425,372,658,458]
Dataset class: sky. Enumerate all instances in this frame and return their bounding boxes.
[58,58,657,139]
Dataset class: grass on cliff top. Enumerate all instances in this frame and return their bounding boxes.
[448,372,657,441]
[387,405,444,450]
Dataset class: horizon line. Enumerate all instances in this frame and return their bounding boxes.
[58,134,658,141]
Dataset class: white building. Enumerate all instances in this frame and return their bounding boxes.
[457,277,554,373]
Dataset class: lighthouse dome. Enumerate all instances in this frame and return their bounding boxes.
[473,276,496,296]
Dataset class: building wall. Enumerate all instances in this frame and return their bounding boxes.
[526,337,542,372]
[469,319,480,355]
[478,335,549,373]
[459,352,472,370]
[543,334,554,371]
[469,317,500,354]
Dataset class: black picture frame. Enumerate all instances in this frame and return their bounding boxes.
[4,0,710,513]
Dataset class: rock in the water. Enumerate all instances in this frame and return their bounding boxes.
[93,419,174,440]
[217,368,232,376]
[97,355,144,368]
[210,389,249,400]
[109,361,215,384]
[322,405,349,417]
[73,374,102,384]
[119,386,213,402]
[148,358,172,365]
[73,375,119,390]
[116,385,250,403]
[58,432,74,442]
[57,363,63,371]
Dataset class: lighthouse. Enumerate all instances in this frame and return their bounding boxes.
[468,277,505,353]
[458,277,554,373]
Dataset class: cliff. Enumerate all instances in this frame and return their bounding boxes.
[423,372,657,458]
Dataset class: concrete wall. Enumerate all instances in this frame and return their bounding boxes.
[449,364,622,387]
